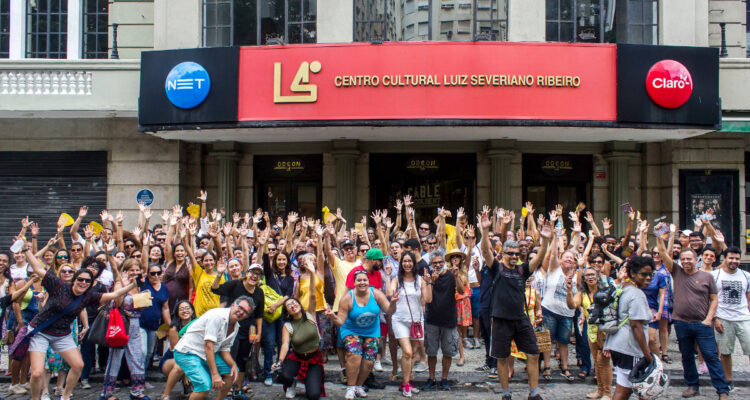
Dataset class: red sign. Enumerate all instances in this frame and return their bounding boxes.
[645,60,693,109]
[237,42,617,122]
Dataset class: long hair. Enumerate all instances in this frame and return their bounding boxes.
[397,251,418,291]
[272,251,292,276]
[281,297,309,323]
[170,300,196,331]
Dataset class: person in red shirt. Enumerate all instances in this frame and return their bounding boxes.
[346,249,385,291]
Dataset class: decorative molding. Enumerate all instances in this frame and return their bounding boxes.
[0,71,93,95]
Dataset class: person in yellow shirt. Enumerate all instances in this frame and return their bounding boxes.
[185,236,224,317]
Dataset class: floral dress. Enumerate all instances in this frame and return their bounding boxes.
[456,284,472,327]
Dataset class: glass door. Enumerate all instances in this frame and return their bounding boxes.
[260,181,321,220]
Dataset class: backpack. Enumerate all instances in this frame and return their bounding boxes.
[588,284,630,335]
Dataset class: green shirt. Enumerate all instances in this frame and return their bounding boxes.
[284,312,320,354]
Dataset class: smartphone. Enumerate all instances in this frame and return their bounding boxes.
[621,202,633,214]
[576,202,586,213]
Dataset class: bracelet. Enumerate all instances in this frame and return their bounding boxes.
[426,282,432,285]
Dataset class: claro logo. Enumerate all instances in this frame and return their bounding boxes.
[165,61,211,109]
[645,60,693,109]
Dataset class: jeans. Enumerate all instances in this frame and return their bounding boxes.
[574,309,591,373]
[674,320,729,395]
[81,321,109,380]
[262,319,283,376]
[479,308,492,367]
[140,327,158,368]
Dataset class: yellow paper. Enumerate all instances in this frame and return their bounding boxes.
[186,204,200,218]
[521,207,529,217]
[445,224,457,252]
[88,221,103,235]
[322,206,331,223]
[132,291,153,308]
[354,222,363,231]
[155,323,170,340]
[60,213,75,227]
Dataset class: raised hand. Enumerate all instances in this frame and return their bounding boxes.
[132,226,142,238]
[540,221,553,239]
[395,199,403,211]
[83,225,95,239]
[143,232,152,246]
[142,207,152,220]
[186,223,197,237]
[568,211,578,222]
[287,211,299,224]
[198,190,207,202]
[21,216,30,229]
[549,210,558,222]
[601,218,612,231]
[233,213,240,224]
[216,260,227,274]
[138,203,147,213]
[466,225,476,239]
[78,206,89,218]
[222,222,233,236]
[584,211,594,223]
[115,210,124,225]
[456,207,465,220]
[525,201,535,216]
[160,210,169,223]
[403,194,413,207]
[384,217,393,229]
[478,208,492,230]
[101,210,110,222]
[370,210,382,224]
[336,208,346,224]
[105,239,116,253]
[572,221,582,233]
[29,222,39,237]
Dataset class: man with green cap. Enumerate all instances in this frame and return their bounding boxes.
[345,248,386,290]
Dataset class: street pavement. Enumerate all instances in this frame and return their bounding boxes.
[1,328,748,399]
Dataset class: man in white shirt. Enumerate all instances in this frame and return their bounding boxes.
[174,296,255,400]
[711,246,750,391]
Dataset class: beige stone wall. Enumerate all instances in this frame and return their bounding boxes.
[153,0,201,50]
[317,0,353,43]
[0,118,180,225]
[508,0,545,42]
[110,0,155,59]
[708,0,747,58]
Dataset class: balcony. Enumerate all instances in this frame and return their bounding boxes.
[0,59,140,117]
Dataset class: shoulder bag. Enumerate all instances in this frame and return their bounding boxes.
[403,284,423,340]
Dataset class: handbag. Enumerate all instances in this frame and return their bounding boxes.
[403,285,423,340]
[535,326,552,352]
[261,277,283,323]
[106,307,129,347]
[9,293,84,361]
[88,302,131,348]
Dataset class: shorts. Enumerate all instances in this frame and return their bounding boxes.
[542,307,573,345]
[470,287,481,318]
[392,318,425,340]
[424,323,459,358]
[610,350,639,388]
[174,350,232,393]
[315,311,334,351]
[342,335,379,362]
[29,331,77,354]
[490,317,539,359]
[716,318,750,356]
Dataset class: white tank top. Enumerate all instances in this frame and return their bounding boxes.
[393,276,423,322]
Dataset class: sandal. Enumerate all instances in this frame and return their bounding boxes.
[561,369,575,382]
[578,370,590,379]
[661,354,673,364]
[543,368,552,381]
[391,372,400,381]
[456,359,465,366]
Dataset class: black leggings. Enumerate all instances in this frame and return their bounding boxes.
[277,356,324,400]
[231,337,252,373]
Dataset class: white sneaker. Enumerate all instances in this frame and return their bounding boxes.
[409,383,420,394]
[345,386,356,400]
[41,393,51,400]
[285,381,296,399]
[381,356,392,366]
[264,376,273,386]
[413,362,428,372]
[21,382,29,389]
[355,386,368,398]
[10,385,28,395]
[401,384,412,398]
[373,359,384,372]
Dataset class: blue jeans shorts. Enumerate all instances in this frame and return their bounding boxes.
[174,351,231,393]
[542,307,573,345]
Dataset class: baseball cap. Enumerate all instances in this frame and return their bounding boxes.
[365,248,385,260]
[341,239,355,248]
[248,263,263,274]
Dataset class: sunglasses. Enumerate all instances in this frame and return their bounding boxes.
[268,248,277,252]
[427,242,437,245]
[637,272,654,278]
[60,269,74,274]
[132,254,142,259]
[125,244,135,249]
[70,248,82,252]
[343,247,355,252]
[57,255,69,259]
[149,271,162,276]
[505,252,520,257]
[75,277,92,283]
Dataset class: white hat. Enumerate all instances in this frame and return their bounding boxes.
[680,229,693,236]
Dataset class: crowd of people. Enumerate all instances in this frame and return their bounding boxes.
[1,191,748,400]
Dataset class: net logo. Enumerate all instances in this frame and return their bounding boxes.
[165,61,211,109]
[645,60,693,109]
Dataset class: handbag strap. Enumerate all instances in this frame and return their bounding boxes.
[28,292,85,337]
[403,278,418,323]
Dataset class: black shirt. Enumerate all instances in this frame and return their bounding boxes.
[31,269,103,336]
[425,271,457,329]
[85,281,107,322]
[211,279,265,339]
[489,260,532,320]
[415,259,429,277]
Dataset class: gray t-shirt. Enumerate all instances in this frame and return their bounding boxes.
[604,286,652,357]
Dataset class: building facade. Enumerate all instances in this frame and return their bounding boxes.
[1,0,750,254]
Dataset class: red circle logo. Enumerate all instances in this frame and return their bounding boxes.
[645,60,693,109]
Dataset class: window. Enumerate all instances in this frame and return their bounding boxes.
[354,0,508,42]
[203,0,316,46]
[26,0,67,58]
[1,0,9,58]
[546,0,656,44]
[83,0,108,59]
[353,0,387,41]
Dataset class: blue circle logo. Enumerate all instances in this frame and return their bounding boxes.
[165,62,211,109]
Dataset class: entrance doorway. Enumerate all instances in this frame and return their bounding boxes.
[522,154,592,215]
[370,154,476,225]
[255,155,322,219]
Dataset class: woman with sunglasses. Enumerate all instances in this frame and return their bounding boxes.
[68,242,85,270]
[566,266,613,400]
[41,264,86,400]
[22,244,139,400]
[100,258,151,400]
[139,234,171,371]
[79,256,110,389]
[52,250,70,276]
[159,300,196,400]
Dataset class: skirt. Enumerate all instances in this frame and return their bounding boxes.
[457,297,472,327]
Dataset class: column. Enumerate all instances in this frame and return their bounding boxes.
[487,140,516,208]
[507,0,545,42]
[67,0,82,59]
[332,140,359,224]
[9,0,25,59]
[316,0,353,43]
[210,142,242,216]
[604,142,638,235]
